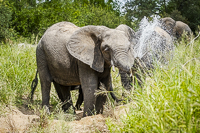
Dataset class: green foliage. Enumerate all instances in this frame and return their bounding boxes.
[106,38,200,132]
[0,1,12,41]
[123,0,200,32]
[166,0,200,32]
[123,0,161,29]
[5,0,124,40]
[168,10,188,24]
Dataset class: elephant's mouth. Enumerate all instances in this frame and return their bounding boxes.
[111,59,132,73]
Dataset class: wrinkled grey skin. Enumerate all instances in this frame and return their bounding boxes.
[36,22,134,117]
[115,24,136,90]
[120,26,174,88]
[173,21,192,39]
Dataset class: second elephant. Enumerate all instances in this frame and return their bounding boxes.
[173,21,192,39]
[120,25,175,89]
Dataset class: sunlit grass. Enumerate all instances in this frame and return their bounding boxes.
[1,36,200,132]
[106,37,200,132]
[0,44,37,105]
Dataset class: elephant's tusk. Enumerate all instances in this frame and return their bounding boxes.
[116,72,120,77]
[111,60,116,72]
[112,66,116,72]
[130,71,132,77]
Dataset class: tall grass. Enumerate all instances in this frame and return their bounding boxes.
[0,44,37,105]
[106,38,200,132]
[1,36,200,132]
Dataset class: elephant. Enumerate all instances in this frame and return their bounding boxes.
[173,21,192,39]
[120,25,175,89]
[160,17,192,40]
[35,21,135,117]
[160,17,176,36]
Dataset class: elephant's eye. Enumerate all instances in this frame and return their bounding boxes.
[102,46,109,52]
[104,47,109,51]
[128,46,131,51]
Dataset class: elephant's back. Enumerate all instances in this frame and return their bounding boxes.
[38,22,80,85]
[175,21,191,33]
[155,26,173,45]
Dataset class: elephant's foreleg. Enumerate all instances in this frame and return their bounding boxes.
[96,92,107,114]
[95,74,112,114]
[78,62,98,117]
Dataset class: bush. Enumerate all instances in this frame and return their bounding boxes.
[0,1,12,41]
[10,1,125,40]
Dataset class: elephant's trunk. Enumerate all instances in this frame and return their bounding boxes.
[113,48,134,73]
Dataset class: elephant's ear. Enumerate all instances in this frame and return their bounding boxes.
[115,24,136,43]
[66,25,109,72]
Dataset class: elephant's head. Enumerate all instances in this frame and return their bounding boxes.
[160,17,176,35]
[66,25,135,73]
[174,21,192,39]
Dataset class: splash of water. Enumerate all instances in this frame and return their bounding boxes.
[133,16,174,67]
[134,16,160,58]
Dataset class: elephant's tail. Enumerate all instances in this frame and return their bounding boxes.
[30,70,38,100]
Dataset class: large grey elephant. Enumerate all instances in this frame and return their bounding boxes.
[119,25,174,88]
[160,17,192,40]
[173,21,192,39]
[35,21,134,117]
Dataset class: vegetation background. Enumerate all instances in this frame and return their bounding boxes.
[0,0,200,132]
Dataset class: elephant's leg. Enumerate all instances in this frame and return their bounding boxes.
[78,62,98,117]
[96,89,107,114]
[95,74,112,114]
[134,72,143,87]
[61,86,75,113]
[53,81,64,101]
[38,69,52,113]
[53,82,75,113]
[75,86,83,110]
[37,45,52,113]
[60,86,75,112]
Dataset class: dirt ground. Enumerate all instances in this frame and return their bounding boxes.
[0,104,129,133]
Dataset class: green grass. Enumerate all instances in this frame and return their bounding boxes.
[0,36,200,132]
[0,44,37,105]
[106,38,200,132]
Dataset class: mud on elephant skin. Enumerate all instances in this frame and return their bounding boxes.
[34,21,135,117]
